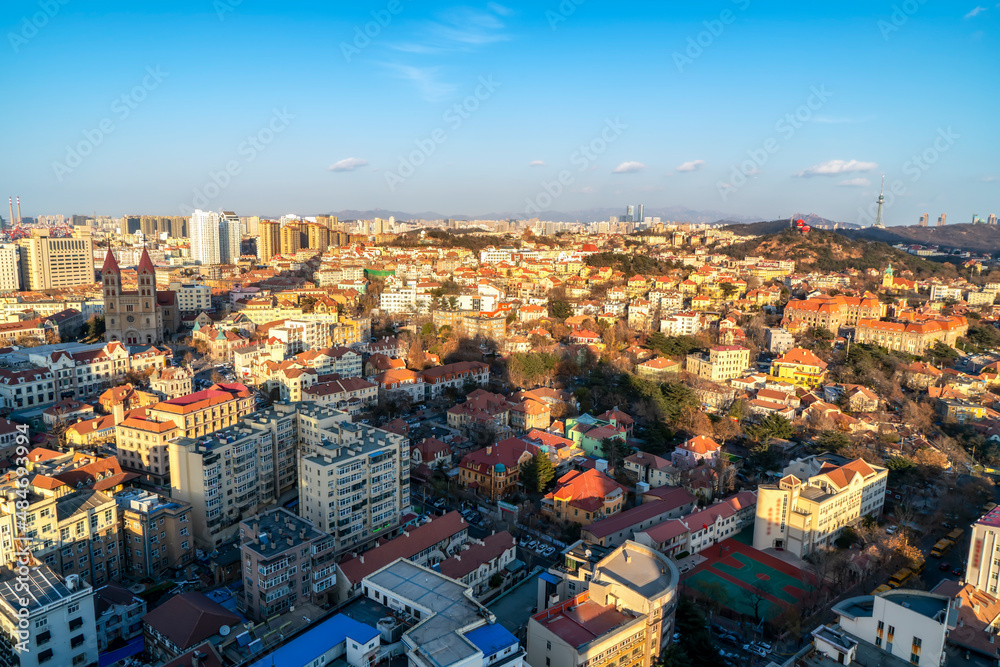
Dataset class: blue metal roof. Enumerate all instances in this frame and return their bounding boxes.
[464,623,518,657]
[248,613,379,667]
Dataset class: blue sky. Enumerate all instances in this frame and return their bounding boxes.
[1,0,997,224]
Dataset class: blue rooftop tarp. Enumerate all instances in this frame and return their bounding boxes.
[99,636,144,667]
[539,572,561,585]
[248,613,379,667]
[464,623,518,657]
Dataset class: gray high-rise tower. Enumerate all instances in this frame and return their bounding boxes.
[872,175,886,229]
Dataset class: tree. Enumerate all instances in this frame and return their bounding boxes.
[815,430,850,453]
[745,413,795,443]
[741,580,772,625]
[520,452,555,493]
[929,341,958,365]
[549,299,573,319]
[87,316,106,339]
[599,436,631,470]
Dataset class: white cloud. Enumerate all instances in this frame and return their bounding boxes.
[796,159,878,177]
[837,177,870,187]
[965,5,988,17]
[612,161,646,174]
[328,157,369,172]
[529,160,545,167]
[982,175,997,182]
[391,6,510,54]
[675,159,705,172]
[577,186,597,194]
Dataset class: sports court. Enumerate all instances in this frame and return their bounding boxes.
[683,538,816,619]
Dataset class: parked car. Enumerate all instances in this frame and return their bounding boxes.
[542,546,556,557]
[743,645,768,657]
[939,562,951,571]
[753,641,772,652]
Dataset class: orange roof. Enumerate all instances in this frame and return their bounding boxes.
[677,435,720,454]
[774,347,828,370]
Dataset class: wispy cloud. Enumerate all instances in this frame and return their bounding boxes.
[391,6,510,54]
[380,64,457,101]
[965,5,988,18]
[983,175,997,182]
[612,161,646,174]
[675,159,705,172]
[328,157,369,172]
[796,159,878,177]
[529,160,545,167]
[837,177,870,187]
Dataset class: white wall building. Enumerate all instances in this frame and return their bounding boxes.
[0,566,99,667]
[189,209,221,266]
[0,244,19,292]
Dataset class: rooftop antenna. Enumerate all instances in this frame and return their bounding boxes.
[872,175,886,229]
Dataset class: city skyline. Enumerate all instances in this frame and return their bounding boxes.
[2,1,997,225]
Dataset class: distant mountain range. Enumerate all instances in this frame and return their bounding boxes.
[313,206,765,225]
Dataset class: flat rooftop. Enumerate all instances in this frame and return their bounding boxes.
[242,509,325,559]
[882,592,949,620]
[533,595,640,650]
[365,560,492,667]
[593,542,675,600]
[977,506,1000,528]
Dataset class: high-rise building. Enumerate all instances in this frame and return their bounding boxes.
[240,215,260,236]
[989,214,998,226]
[280,222,303,256]
[626,205,635,223]
[919,213,929,227]
[0,565,99,667]
[937,213,947,227]
[122,215,141,234]
[637,203,644,223]
[169,215,186,239]
[189,209,221,265]
[219,211,241,264]
[17,229,94,290]
[307,223,330,251]
[964,506,1000,594]
[259,221,280,262]
[237,508,336,620]
[0,244,19,291]
[115,488,195,578]
[316,215,339,231]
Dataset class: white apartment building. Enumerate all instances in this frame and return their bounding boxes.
[380,283,418,314]
[0,244,19,292]
[479,247,516,264]
[0,367,57,411]
[753,456,888,558]
[929,283,963,302]
[296,403,409,553]
[271,319,330,354]
[965,506,1000,595]
[189,209,221,266]
[815,591,949,667]
[219,211,241,264]
[0,566,98,667]
[168,282,212,313]
[659,311,702,337]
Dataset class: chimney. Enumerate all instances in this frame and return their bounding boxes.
[112,402,125,426]
[359,555,364,564]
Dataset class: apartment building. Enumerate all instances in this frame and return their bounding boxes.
[0,367,56,412]
[148,366,194,400]
[363,559,525,667]
[0,486,122,588]
[270,319,331,354]
[146,382,255,440]
[296,403,409,554]
[294,346,363,378]
[634,491,757,558]
[168,282,212,313]
[116,488,195,579]
[237,508,337,621]
[0,565,98,667]
[528,541,678,667]
[438,531,517,598]
[685,345,750,383]
[753,457,888,558]
[964,506,1000,595]
[419,361,489,400]
[115,413,179,486]
[301,377,378,414]
[94,581,146,653]
[782,294,884,332]
[0,244,19,291]
[17,229,94,291]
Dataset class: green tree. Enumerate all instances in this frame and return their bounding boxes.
[520,452,556,493]
[87,315,106,339]
[549,299,573,319]
[745,413,795,443]
[599,436,631,470]
[929,341,958,365]
[815,430,850,452]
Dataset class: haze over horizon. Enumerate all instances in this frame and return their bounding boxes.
[2,0,996,225]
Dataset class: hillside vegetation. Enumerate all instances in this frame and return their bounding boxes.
[719,228,959,279]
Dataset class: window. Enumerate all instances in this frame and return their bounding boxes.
[70,634,84,648]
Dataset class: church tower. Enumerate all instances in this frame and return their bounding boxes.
[882,262,894,289]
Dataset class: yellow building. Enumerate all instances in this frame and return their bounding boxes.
[770,347,828,387]
[685,345,750,383]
